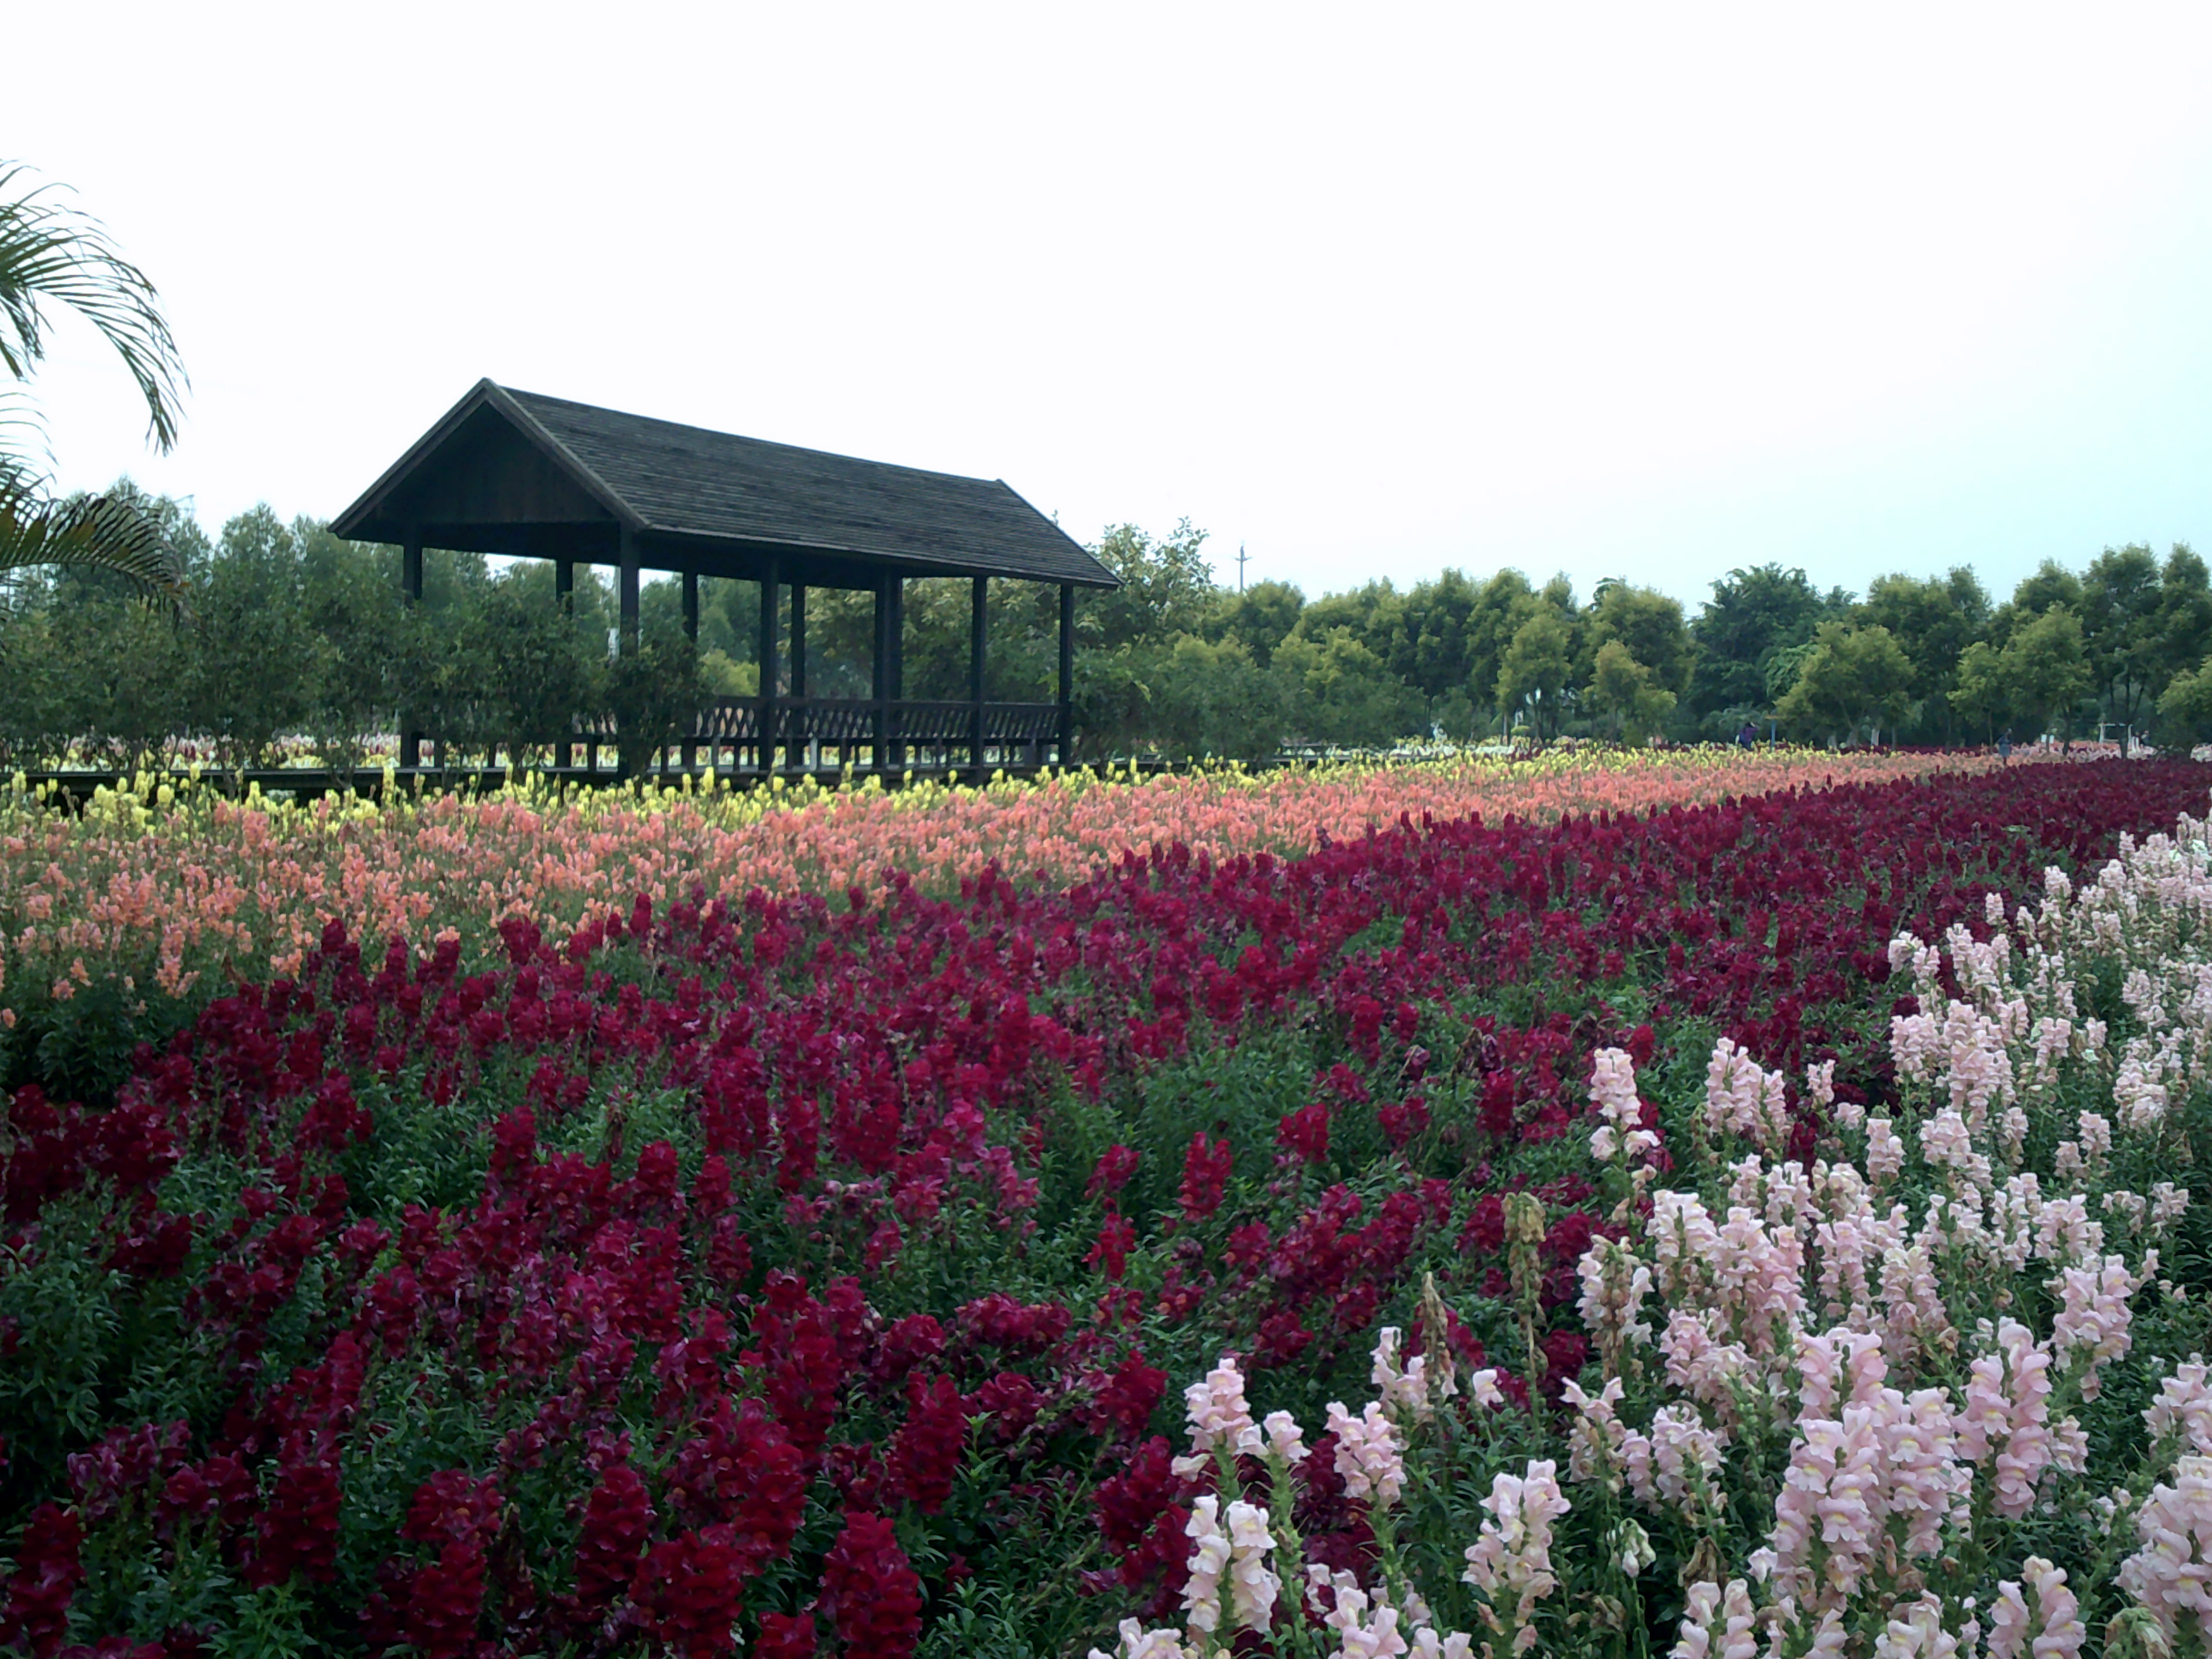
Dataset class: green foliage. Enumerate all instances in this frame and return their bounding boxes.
[1857,566,1989,743]
[601,616,704,778]
[1276,626,1422,749]
[1496,603,1575,741]
[1685,564,1838,726]
[1773,621,1912,744]
[1586,638,1677,743]
[1583,580,1695,702]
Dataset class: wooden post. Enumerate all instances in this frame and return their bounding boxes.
[758,562,780,775]
[681,571,699,771]
[618,526,641,653]
[555,560,575,773]
[871,576,891,774]
[790,583,807,773]
[1058,583,1075,767]
[969,576,988,776]
[400,530,424,770]
[886,575,905,772]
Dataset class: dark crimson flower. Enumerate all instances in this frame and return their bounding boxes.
[887,1375,968,1514]
[753,1611,818,1658]
[1088,1350,1167,1441]
[1086,1211,1136,1280]
[817,1513,923,1658]
[0,1504,83,1658]
[1178,1132,1232,1221]
[636,1525,749,1659]
[247,1457,341,1586]
[402,1540,487,1659]
[572,1463,653,1612]
[1462,1193,1506,1257]
[1276,1102,1330,1166]
[1086,1142,1140,1200]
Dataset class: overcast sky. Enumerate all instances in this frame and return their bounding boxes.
[16,3,2212,608]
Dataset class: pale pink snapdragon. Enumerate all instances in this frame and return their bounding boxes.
[1372,1327,1451,1422]
[1319,1575,1411,1659]
[1175,1356,1264,1476]
[1576,1238,1654,1368]
[1406,1633,1476,1659]
[1955,1319,2069,1520]
[1918,1107,1990,1190]
[1650,1190,1723,1304]
[1877,1243,1954,1367]
[2145,1357,2212,1455]
[1461,1460,1571,1657]
[1710,1205,1807,1353]
[1866,1118,1906,1185]
[2049,1251,2154,1399]
[1262,1409,1310,1467]
[1671,1579,1757,1659]
[1559,1376,1628,1487]
[1589,1046,1660,1166]
[2116,1455,2212,1649]
[1871,1594,1970,1659]
[1622,1403,1724,1514]
[1767,1384,1969,1615]
[1224,1500,1280,1632]
[1090,1618,1193,1659]
[1659,1309,1757,1419]
[1796,1325,1887,1419]
[1328,1400,1407,1507]
[1704,1038,1792,1151]
[1182,1496,1231,1634]
[1984,1557,2085,1659]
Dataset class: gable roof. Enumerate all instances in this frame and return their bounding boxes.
[331,379,1118,588]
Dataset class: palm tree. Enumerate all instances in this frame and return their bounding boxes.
[0,161,189,603]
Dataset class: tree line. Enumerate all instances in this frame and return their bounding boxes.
[6,487,2212,772]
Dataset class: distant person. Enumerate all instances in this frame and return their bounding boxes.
[1737,720,1756,748]
[1999,729,2012,765]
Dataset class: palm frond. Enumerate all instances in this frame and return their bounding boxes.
[0,162,187,454]
[0,472,188,607]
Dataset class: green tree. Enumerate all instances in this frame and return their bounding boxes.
[601,617,702,780]
[1686,564,1835,728]
[1949,641,2011,744]
[1496,606,1575,742]
[1391,569,1480,728]
[2147,546,2212,741]
[1145,635,1292,759]
[1088,520,1216,651]
[1857,567,1989,744]
[1584,581,1695,705]
[2002,603,2093,741]
[2156,656,2212,747]
[458,570,600,767]
[1465,570,1535,739]
[1208,579,1305,669]
[1773,621,1913,745]
[1586,637,1677,744]
[186,506,317,780]
[2079,543,2164,733]
[1276,626,1420,748]
[0,162,188,602]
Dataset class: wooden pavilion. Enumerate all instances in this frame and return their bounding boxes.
[331,379,1118,777]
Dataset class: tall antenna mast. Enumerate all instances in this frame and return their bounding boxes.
[1235,542,1250,592]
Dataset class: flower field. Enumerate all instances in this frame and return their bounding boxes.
[2,747,1995,1021]
[2,754,2209,1657]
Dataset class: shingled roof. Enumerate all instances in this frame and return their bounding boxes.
[331,379,1118,588]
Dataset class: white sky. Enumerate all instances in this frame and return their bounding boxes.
[17,2,2212,609]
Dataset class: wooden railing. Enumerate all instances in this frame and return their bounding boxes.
[567,697,1068,775]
